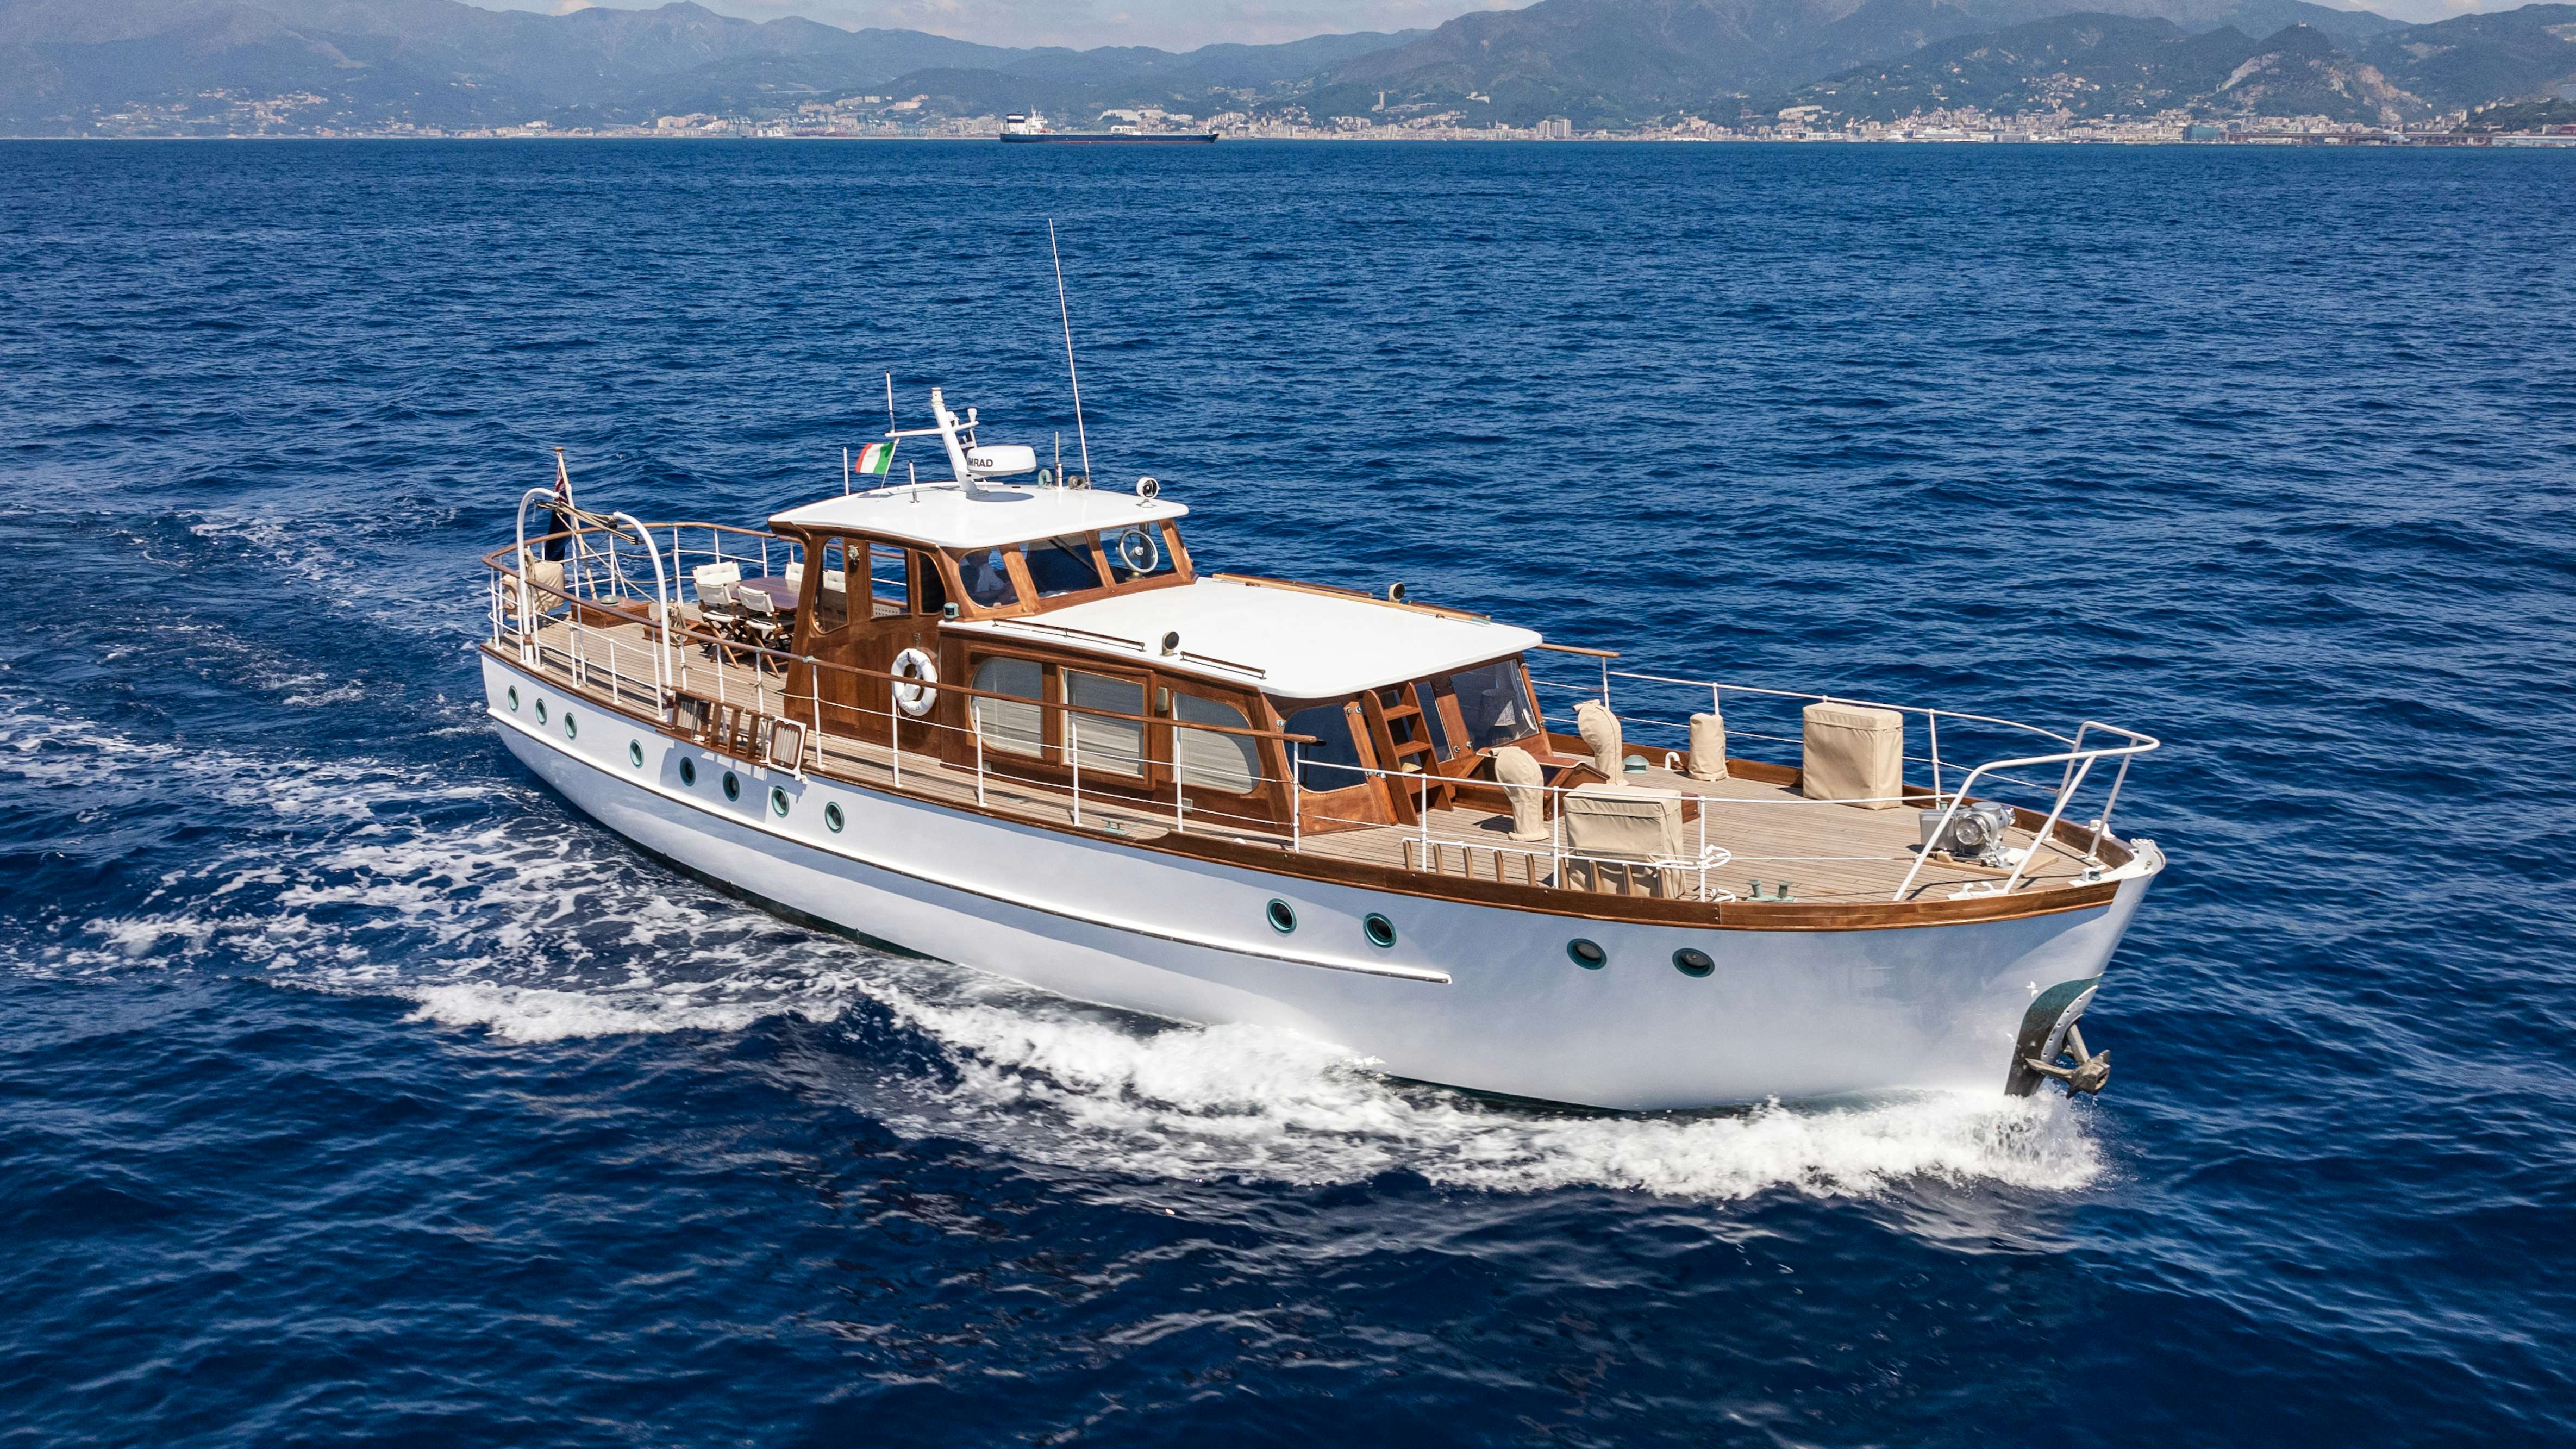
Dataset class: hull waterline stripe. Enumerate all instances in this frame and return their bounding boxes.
[487,698,1452,986]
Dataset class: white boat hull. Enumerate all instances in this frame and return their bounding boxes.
[485,655,2155,1110]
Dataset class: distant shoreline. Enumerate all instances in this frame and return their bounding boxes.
[6,133,2572,148]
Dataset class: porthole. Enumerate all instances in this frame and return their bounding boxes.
[679,757,697,787]
[507,686,520,711]
[1672,947,1715,978]
[535,699,548,726]
[723,771,741,802]
[1567,939,1608,970]
[824,801,845,833]
[628,740,643,768]
[563,713,577,740]
[1363,913,1396,950]
[770,785,790,816]
[1265,899,1296,935]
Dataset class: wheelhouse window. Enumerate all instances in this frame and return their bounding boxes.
[868,544,909,620]
[1173,693,1259,794]
[957,547,1017,609]
[814,539,850,634]
[1440,660,1539,750]
[1279,699,1368,792]
[971,655,1045,755]
[1020,535,1103,598]
[1105,524,1178,585]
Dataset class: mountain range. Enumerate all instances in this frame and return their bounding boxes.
[4,0,2573,134]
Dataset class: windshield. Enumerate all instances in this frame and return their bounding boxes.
[956,547,1016,608]
[1020,535,1103,597]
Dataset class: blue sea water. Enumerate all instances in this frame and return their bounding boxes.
[3,138,2573,1446]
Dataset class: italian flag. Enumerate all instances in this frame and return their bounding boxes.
[857,441,897,476]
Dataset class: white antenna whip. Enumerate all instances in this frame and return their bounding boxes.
[1049,220,1092,488]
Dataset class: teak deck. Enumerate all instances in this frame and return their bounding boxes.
[510,614,2110,914]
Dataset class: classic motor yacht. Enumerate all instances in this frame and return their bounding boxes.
[480,389,2161,1110]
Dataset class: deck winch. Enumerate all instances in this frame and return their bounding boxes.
[1922,800,2015,867]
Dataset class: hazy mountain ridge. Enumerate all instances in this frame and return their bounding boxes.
[1784,1,2576,121]
[0,0,1422,130]
[1,0,2568,133]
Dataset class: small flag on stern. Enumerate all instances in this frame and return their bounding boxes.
[856,441,897,476]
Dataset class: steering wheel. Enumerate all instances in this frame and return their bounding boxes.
[1116,527,1160,576]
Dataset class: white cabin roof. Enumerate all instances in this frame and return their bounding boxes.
[947,577,1543,700]
[771,482,1187,551]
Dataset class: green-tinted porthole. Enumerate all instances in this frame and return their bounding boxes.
[1266,899,1296,934]
[723,771,741,802]
[770,785,789,816]
[824,801,845,833]
[679,757,697,787]
[628,740,643,768]
[1363,913,1396,950]
[563,713,577,740]
[1672,947,1715,979]
[535,699,548,726]
[507,686,519,711]
[1568,939,1608,970]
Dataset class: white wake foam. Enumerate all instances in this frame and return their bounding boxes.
[856,974,2103,1200]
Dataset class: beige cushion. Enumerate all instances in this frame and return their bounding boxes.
[1563,783,1684,860]
[1687,710,1728,781]
[1802,701,1903,808]
[514,552,565,613]
[1491,744,1548,841]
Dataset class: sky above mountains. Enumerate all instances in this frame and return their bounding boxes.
[462,0,2544,45]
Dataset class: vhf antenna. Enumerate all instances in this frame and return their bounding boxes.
[1048,220,1092,490]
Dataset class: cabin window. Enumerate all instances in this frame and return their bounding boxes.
[868,544,909,620]
[1440,661,1539,749]
[814,539,851,633]
[1279,700,1368,791]
[971,656,1046,756]
[1020,535,1103,598]
[1065,670,1146,777]
[1172,694,1259,794]
[958,547,1016,609]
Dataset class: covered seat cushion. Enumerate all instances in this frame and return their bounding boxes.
[1800,701,1904,809]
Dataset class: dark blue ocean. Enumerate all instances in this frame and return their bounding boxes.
[3,139,2572,1446]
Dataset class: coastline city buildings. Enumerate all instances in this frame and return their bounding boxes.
[60,94,2576,146]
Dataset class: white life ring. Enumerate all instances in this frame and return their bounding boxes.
[890,648,938,717]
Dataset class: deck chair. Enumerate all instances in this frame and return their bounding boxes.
[692,564,743,659]
[736,586,787,660]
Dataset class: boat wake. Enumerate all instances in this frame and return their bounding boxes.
[7,699,2104,1204]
